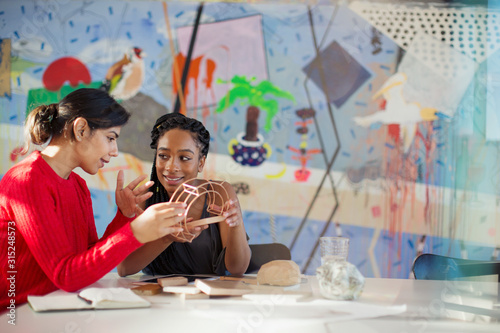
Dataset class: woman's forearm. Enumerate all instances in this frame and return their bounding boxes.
[223,225,251,275]
[117,237,173,276]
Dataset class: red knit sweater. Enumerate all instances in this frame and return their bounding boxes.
[0,151,142,309]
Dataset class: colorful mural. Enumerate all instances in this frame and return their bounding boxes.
[216,75,294,166]
[1,0,499,279]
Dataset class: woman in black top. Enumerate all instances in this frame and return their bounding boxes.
[117,113,250,276]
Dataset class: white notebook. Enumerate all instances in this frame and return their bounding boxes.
[28,287,150,312]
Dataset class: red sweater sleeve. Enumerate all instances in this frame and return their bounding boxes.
[100,210,135,241]
[8,160,142,292]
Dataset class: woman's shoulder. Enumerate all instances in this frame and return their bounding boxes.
[201,179,231,191]
[208,179,230,187]
[0,152,51,198]
[2,151,41,181]
[3,151,84,188]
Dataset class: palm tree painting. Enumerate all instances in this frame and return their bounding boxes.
[216,75,295,166]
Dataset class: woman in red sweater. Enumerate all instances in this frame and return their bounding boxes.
[0,88,185,310]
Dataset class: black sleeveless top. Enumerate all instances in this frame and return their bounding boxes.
[143,199,227,276]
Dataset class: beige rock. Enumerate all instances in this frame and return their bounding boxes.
[257,260,301,286]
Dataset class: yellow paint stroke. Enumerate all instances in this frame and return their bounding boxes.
[97,169,109,190]
[263,143,272,159]
[227,138,238,155]
[95,153,146,190]
[124,153,145,176]
[265,163,287,179]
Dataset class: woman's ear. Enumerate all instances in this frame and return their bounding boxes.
[72,117,89,141]
[198,155,206,173]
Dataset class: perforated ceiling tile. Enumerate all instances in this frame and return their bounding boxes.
[399,31,477,116]
[406,31,477,81]
[350,1,500,63]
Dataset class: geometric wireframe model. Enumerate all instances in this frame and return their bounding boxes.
[169,178,229,242]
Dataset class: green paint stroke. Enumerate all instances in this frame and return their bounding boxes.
[11,57,43,74]
[26,81,102,116]
[216,75,295,132]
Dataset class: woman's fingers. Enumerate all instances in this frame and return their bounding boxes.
[136,191,153,204]
[133,180,154,196]
[151,203,186,227]
[186,224,208,232]
[135,205,145,216]
[126,174,148,191]
[153,202,186,214]
[116,170,125,191]
[160,226,184,237]
[222,200,241,227]
[208,200,241,227]
[209,203,223,214]
[130,202,188,243]
[162,213,185,228]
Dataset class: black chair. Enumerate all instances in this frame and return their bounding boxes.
[412,254,500,281]
[245,243,291,274]
[412,253,500,304]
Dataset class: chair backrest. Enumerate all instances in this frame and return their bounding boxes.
[245,243,291,274]
[412,253,500,308]
[412,253,500,282]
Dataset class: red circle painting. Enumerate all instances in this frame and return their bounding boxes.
[42,57,91,91]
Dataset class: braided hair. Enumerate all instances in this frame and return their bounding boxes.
[146,113,211,208]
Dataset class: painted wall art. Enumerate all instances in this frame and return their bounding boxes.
[1,0,499,278]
